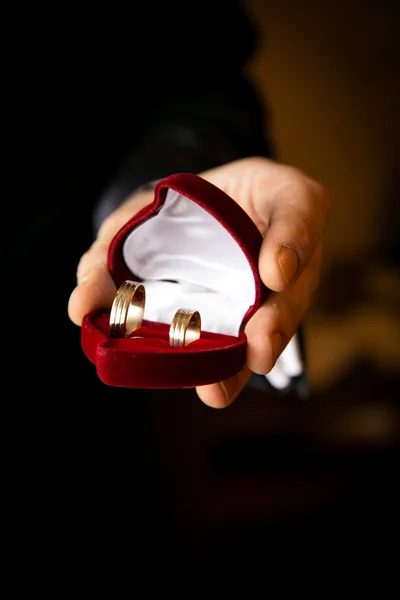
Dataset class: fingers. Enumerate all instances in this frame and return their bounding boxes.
[200,157,331,295]
[68,190,154,326]
[196,365,253,409]
[68,264,117,325]
[195,245,322,409]
[245,244,323,375]
[258,178,331,293]
[76,240,109,284]
[68,238,116,325]
[197,158,329,404]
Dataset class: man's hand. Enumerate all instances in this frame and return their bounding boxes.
[68,157,331,408]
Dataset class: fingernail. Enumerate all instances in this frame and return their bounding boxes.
[278,245,299,285]
[271,332,282,362]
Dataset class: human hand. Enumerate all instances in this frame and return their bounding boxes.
[68,157,331,408]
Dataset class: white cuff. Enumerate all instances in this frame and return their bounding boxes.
[265,332,304,390]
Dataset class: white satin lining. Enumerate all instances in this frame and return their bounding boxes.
[123,189,256,336]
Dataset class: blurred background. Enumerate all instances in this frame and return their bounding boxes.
[6,0,399,568]
[246,0,400,396]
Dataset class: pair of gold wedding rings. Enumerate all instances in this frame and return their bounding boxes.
[109,280,201,348]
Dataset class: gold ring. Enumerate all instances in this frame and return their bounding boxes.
[169,308,201,348]
[109,280,146,337]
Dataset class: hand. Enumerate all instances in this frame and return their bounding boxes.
[68,157,331,408]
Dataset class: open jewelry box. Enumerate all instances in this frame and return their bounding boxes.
[81,173,269,388]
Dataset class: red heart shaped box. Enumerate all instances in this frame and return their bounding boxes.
[81,173,268,388]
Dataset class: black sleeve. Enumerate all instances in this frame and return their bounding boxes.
[90,2,274,231]
[13,2,273,242]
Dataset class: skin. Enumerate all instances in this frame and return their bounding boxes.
[68,157,331,408]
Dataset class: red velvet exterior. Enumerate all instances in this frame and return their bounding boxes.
[82,310,248,388]
[81,173,268,388]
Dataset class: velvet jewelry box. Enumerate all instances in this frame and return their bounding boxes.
[81,173,269,388]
